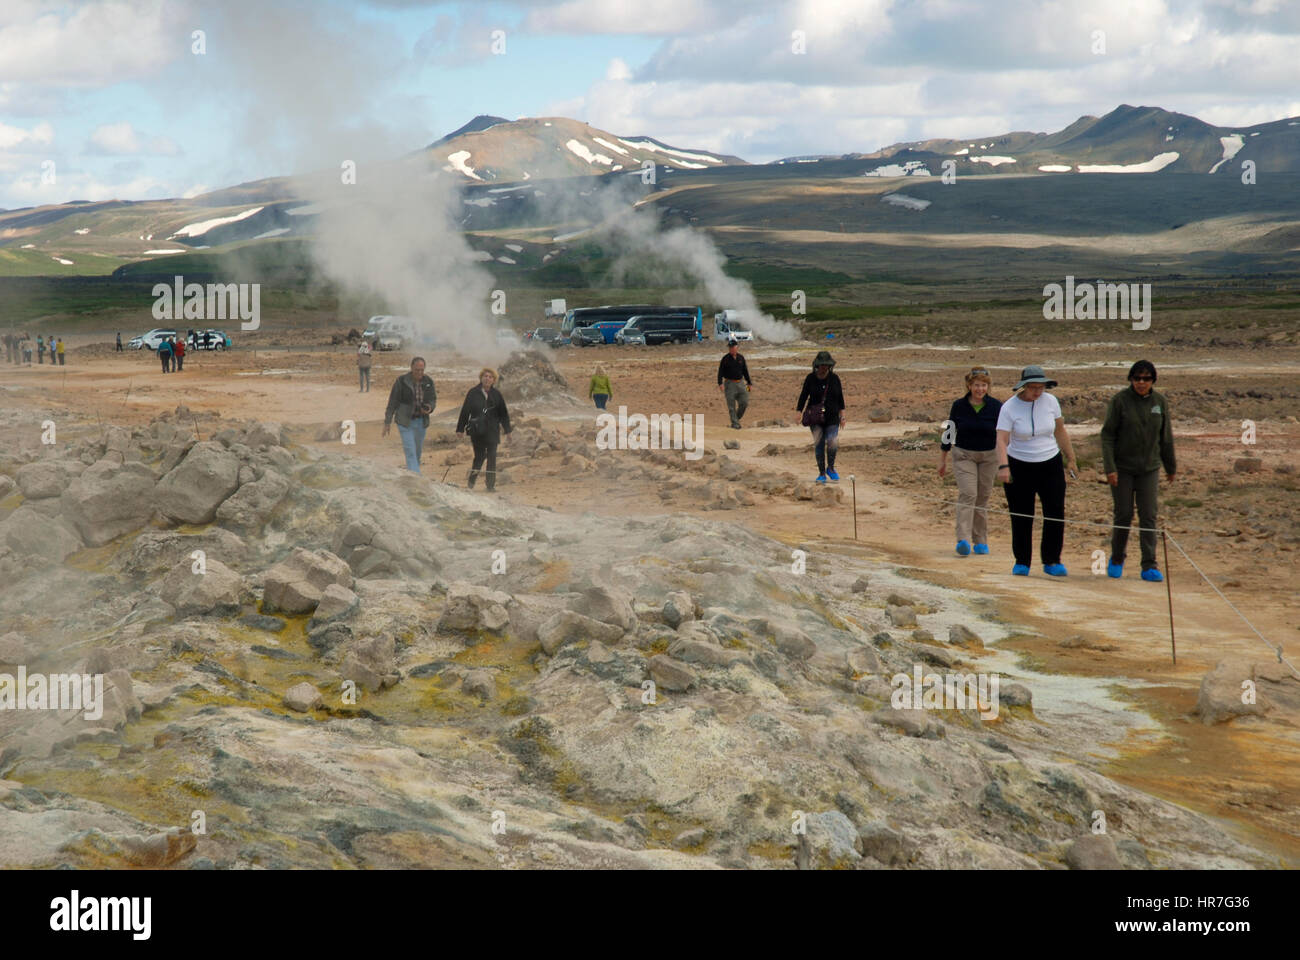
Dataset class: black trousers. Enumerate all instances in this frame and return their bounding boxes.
[468,436,498,490]
[1003,453,1066,566]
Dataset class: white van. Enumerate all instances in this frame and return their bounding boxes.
[713,310,754,341]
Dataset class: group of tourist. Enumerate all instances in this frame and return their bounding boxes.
[937,361,1174,580]
[4,333,64,365]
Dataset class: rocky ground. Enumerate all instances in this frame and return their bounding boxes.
[1,338,1298,869]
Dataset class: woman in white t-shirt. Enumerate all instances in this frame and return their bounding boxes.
[995,365,1078,577]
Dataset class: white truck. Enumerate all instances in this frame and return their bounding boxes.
[713,310,755,341]
[543,299,566,319]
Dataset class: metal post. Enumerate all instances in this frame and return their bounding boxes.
[1162,529,1176,665]
[850,474,857,540]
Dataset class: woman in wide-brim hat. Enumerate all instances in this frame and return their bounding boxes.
[994,365,1078,576]
[795,351,846,484]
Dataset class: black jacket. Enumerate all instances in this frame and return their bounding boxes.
[456,385,512,445]
[717,353,751,385]
[941,394,1002,452]
[797,372,845,423]
[385,373,437,428]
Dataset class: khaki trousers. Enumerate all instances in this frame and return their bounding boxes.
[953,447,998,544]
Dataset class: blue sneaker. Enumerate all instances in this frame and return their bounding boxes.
[826,469,840,482]
[1043,563,1068,577]
[973,543,990,555]
[815,474,827,484]
[956,540,971,556]
[1141,567,1164,582]
[1011,564,1030,576]
[1107,560,1123,579]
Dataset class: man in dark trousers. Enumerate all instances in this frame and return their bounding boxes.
[116,332,123,352]
[716,338,751,429]
[1101,359,1176,582]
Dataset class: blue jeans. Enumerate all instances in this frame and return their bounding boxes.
[593,394,609,409]
[811,422,840,474]
[397,419,427,473]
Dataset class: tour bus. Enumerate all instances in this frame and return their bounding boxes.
[562,304,703,344]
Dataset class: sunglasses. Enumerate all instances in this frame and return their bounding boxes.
[969,369,989,376]
[1132,376,1154,382]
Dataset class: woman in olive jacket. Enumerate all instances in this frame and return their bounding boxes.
[456,367,513,492]
[795,350,846,483]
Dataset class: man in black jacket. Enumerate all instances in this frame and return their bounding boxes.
[456,367,512,492]
[383,357,437,473]
[717,339,751,429]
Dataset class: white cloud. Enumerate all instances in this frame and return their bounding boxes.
[0,0,193,87]
[605,57,633,81]
[0,120,54,150]
[86,122,179,156]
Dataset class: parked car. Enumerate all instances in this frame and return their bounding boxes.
[569,326,604,347]
[713,310,755,341]
[529,327,566,347]
[132,328,177,351]
[187,329,231,351]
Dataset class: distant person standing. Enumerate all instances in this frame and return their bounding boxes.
[56,337,65,365]
[995,365,1078,577]
[48,336,55,364]
[456,368,512,492]
[382,356,436,473]
[3,333,12,364]
[23,335,33,364]
[173,336,184,371]
[116,331,123,352]
[939,367,1003,556]
[588,364,612,409]
[356,340,372,392]
[37,337,45,364]
[795,351,846,483]
[1101,360,1176,582]
[717,339,751,429]
[157,336,173,374]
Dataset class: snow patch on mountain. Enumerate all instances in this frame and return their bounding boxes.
[1077,152,1179,174]
[1208,134,1244,174]
[881,193,930,211]
[566,139,615,165]
[445,150,483,180]
[970,155,1016,166]
[171,206,264,238]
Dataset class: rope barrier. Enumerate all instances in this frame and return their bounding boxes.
[853,479,1297,679]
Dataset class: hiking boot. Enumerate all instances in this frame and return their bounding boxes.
[956,540,971,556]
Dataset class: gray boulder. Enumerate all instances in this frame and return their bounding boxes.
[157,557,250,617]
[662,591,695,628]
[215,470,291,529]
[311,583,358,624]
[538,611,624,655]
[61,459,157,546]
[647,655,697,692]
[262,547,354,614]
[1194,659,1265,724]
[1065,834,1123,870]
[572,580,636,632]
[0,505,82,561]
[154,441,240,524]
[16,460,82,499]
[439,582,511,635]
[284,682,323,712]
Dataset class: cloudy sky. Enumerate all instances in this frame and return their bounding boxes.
[2,0,1299,209]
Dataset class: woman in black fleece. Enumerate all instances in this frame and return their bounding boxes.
[937,366,1002,556]
[795,351,846,483]
[456,367,512,492]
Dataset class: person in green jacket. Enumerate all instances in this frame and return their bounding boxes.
[588,364,612,409]
[1100,360,1176,582]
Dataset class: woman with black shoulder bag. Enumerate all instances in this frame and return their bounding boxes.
[456,367,512,492]
[795,350,846,484]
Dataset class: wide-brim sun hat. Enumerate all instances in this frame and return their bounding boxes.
[812,351,836,369]
[1013,364,1057,391]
